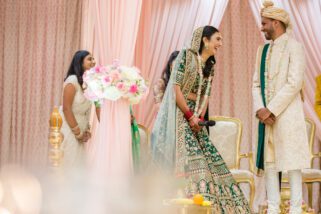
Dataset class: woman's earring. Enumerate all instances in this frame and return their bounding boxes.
[205,44,209,49]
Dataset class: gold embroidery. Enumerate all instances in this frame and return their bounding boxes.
[176,27,205,175]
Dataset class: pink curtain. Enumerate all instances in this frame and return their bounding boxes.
[249,0,321,211]
[88,99,132,177]
[81,0,142,171]
[0,0,83,166]
[93,0,142,65]
[212,0,265,211]
[133,0,228,127]
[81,0,142,65]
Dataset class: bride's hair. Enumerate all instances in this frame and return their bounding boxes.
[162,50,179,88]
[65,50,90,85]
[199,26,219,78]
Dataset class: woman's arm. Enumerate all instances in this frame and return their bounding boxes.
[174,85,190,114]
[63,84,78,129]
[63,84,86,142]
[175,85,201,132]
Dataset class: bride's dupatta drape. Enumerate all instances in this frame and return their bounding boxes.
[151,27,204,174]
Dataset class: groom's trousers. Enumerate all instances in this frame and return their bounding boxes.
[265,168,302,214]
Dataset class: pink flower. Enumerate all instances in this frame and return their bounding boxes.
[103,76,111,83]
[129,84,138,93]
[110,69,121,81]
[116,82,124,90]
[95,66,102,73]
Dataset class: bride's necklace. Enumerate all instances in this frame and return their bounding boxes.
[194,55,212,117]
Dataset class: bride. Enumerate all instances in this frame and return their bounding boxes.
[152,26,250,213]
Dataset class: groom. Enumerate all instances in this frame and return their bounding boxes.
[252,1,310,213]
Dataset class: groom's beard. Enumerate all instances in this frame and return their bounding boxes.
[264,32,272,40]
[263,28,274,40]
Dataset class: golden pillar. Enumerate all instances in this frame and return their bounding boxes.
[48,107,64,167]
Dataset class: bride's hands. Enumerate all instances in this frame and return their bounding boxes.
[189,116,201,133]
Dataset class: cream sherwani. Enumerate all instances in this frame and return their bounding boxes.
[252,33,310,172]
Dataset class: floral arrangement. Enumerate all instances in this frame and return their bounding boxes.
[83,60,148,106]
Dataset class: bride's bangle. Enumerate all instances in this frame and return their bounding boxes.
[184,109,194,120]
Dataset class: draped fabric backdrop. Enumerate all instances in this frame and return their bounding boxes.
[80,0,143,173]
[0,0,320,212]
[133,0,228,126]
[0,0,83,166]
[212,0,265,211]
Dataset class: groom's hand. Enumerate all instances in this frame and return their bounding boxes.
[256,108,271,121]
[263,114,276,125]
[256,108,276,125]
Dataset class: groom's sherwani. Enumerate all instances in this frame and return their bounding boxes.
[252,33,310,172]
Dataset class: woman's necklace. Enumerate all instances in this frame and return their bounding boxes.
[194,55,212,117]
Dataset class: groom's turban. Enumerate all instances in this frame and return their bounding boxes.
[261,0,291,28]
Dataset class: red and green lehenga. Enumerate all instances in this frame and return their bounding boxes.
[152,27,251,214]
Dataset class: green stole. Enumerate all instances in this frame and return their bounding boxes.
[256,44,270,171]
[130,106,141,172]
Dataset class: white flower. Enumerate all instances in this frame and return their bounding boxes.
[120,66,140,80]
[103,86,123,101]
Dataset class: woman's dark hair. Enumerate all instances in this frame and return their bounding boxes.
[65,50,90,86]
[162,51,179,88]
[199,26,219,78]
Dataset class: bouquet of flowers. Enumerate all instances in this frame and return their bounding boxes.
[83,60,148,106]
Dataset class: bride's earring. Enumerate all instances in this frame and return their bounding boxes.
[205,43,209,49]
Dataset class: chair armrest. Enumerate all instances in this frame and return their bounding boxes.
[238,152,254,173]
[311,152,321,168]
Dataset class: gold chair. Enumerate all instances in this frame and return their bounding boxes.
[209,116,255,210]
[138,124,150,147]
[138,124,152,168]
[282,118,321,208]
